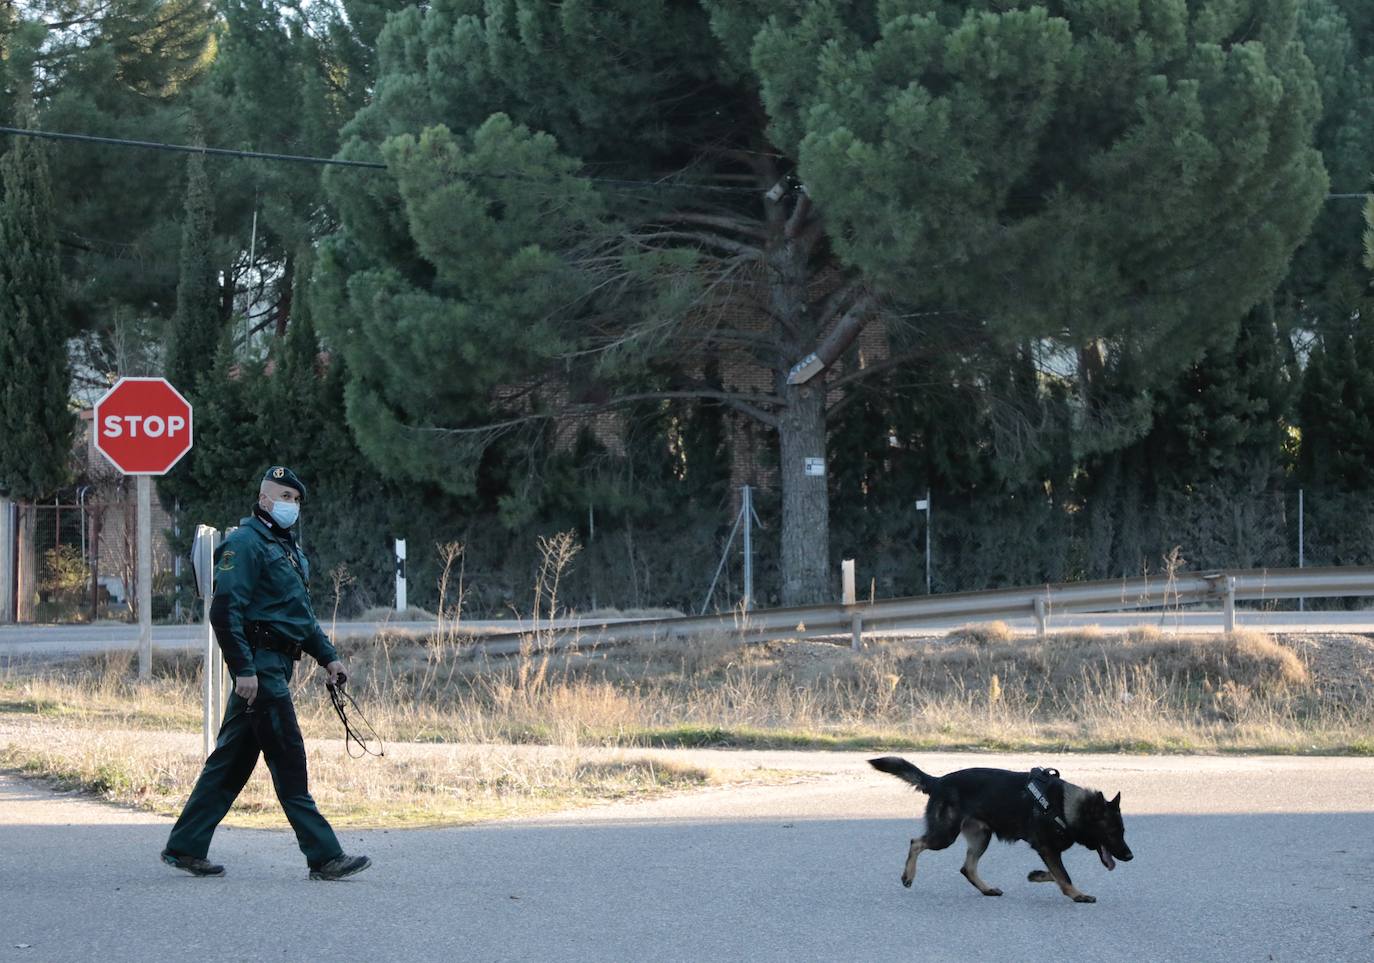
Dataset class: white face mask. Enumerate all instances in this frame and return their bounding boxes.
[268,500,300,529]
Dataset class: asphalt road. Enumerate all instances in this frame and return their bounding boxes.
[2,750,1371,962]
[4,610,1374,661]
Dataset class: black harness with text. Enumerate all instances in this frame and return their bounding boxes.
[1026,766,1068,831]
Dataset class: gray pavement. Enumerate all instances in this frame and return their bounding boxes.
[2,750,1372,962]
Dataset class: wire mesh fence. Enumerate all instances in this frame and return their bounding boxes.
[25,499,179,623]
[6,487,1372,622]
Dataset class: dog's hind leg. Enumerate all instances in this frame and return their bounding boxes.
[901,838,928,888]
[1035,846,1095,903]
[958,819,1002,896]
[1027,870,1054,883]
[901,805,960,888]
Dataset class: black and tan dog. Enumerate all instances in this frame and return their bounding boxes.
[868,757,1133,903]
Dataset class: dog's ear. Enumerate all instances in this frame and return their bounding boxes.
[1109,792,1121,809]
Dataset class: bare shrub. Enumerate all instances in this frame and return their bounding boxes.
[952,621,1015,646]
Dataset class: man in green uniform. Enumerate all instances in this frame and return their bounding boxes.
[161,466,371,881]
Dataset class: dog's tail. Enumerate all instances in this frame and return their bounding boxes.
[868,756,938,793]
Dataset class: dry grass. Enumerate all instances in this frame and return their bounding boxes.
[3,626,1373,828]
[7,625,1368,755]
[0,716,719,828]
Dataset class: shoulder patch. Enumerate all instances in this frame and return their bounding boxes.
[216,550,236,572]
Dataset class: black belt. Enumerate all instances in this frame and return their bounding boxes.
[245,621,304,661]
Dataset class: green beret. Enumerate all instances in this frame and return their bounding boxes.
[263,465,306,498]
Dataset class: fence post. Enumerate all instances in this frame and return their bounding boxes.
[89,508,101,622]
[0,497,13,624]
[1297,489,1304,613]
[700,496,744,615]
[173,499,182,623]
[1223,577,1236,633]
[15,504,35,623]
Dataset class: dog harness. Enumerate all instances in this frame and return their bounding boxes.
[1027,767,1068,830]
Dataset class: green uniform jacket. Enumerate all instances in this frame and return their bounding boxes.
[209,514,339,677]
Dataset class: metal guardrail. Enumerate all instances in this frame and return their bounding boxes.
[469,566,1374,652]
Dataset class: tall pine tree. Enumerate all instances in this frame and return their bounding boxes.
[318,0,1325,604]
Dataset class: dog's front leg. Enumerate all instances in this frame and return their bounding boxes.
[959,820,1002,896]
[1035,847,1095,903]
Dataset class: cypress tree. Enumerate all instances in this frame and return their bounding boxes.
[1145,307,1295,568]
[1298,326,1374,491]
[1151,308,1294,493]
[1296,317,1374,569]
[164,148,220,394]
[0,126,74,499]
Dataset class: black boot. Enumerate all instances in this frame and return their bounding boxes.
[309,854,371,881]
[161,850,225,877]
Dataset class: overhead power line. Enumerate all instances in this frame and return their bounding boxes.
[0,126,762,194]
[0,126,1368,201]
[0,125,386,170]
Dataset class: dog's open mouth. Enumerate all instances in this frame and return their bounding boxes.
[1099,846,1116,871]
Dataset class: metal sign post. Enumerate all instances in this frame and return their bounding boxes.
[137,477,152,679]
[92,377,194,681]
[916,492,931,594]
[741,486,753,612]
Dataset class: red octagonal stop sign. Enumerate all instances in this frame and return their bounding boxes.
[93,377,194,475]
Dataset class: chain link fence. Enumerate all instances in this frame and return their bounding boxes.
[8,487,1371,622]
[921,488,1371,603]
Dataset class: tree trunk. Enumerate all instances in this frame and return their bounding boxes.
[275,253,294,338]
[778,380,830,605]
[763,179,832,607]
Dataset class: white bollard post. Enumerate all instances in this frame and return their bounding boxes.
[842,559,856,606]
[1223,577,1237,633]
[395,538,407,613]
[194,525,221,757]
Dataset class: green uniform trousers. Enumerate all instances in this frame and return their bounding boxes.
[165,651,341,868]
